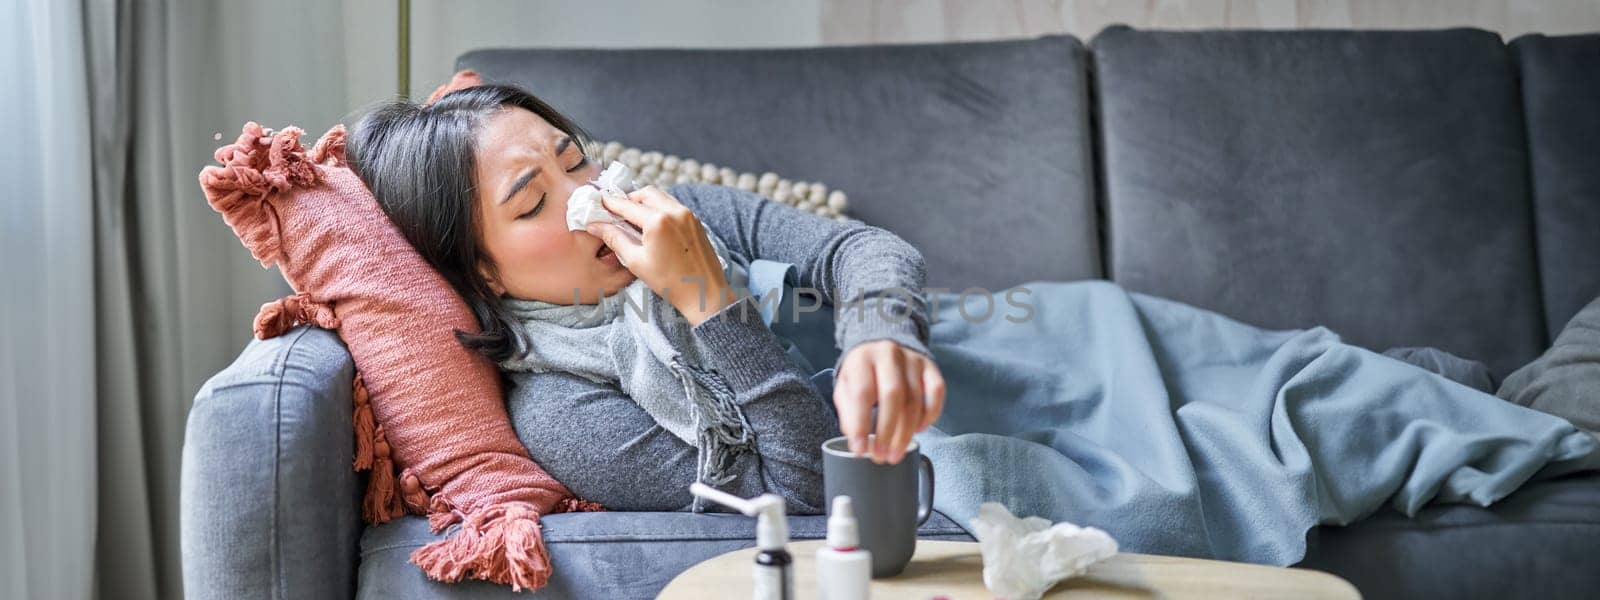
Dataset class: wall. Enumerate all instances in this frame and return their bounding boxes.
[818,0,1600,45]
[320,1,1600,112]
[339,0,824,107]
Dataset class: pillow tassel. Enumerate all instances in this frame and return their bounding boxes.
[354,371,406,523]
[199,123,319,269]
[400,470,433,515]
[361,425,406,524]
[311,124,348,166]
[252,293,339,340]
[411,501,552,592]
[557,496,605,513]
[351,372,376,471]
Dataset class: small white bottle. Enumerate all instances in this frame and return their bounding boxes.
[816,496,872,600]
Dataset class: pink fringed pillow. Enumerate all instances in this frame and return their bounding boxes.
[199,123,600,592]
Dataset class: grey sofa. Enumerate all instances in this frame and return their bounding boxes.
[180,28,1600,599]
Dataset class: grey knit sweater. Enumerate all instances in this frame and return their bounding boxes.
[503,183,931,515]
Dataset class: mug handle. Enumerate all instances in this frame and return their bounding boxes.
[916,454,934,525]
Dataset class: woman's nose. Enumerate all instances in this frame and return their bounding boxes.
[552,164,600,204]
[549,179,586,215]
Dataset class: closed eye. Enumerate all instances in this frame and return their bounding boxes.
[517,156,588,220]
[516,198,544,220]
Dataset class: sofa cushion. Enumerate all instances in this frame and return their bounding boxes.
[357,510,974,599]
[1299,473,1600,600]
[180,326,364,600]
[1498,295,1600,434]
[458,35,1101,291]
[1091,26,1545,378]
[1510,33,1600,340]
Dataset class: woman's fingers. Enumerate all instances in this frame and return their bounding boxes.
[584,222,644,264]
[630,185,685,213]
[834,341,948,463]
[899,359,926,462]
[920,360,947,431]
[872,348,909,464]
[833,359,875,457]
[599,189,661,230]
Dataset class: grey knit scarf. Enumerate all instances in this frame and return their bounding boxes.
[499,228,757,510]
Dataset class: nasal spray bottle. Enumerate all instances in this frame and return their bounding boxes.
[690,482,793,600]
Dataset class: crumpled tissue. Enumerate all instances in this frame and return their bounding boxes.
[969,502,1119,600]
[568,160,730,272]
[568,161,645,264]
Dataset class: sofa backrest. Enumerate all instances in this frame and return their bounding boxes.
[457,35,1102,291]
[1090,26,1546,377]
[1510,33,1600,340]
[456,28,1595,375]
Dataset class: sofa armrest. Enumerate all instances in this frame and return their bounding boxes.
[180,326,363,600]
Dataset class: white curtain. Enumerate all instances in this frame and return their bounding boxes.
[1,1,98,599]
[2,1,359,598]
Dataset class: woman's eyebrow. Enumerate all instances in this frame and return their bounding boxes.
[497,136,573,206]
[499,169,538,206]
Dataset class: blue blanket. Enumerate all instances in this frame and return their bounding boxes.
[911,280,1599,565]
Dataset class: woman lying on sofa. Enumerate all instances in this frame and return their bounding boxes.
[346,83,1600,564]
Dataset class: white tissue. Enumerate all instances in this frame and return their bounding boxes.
[568,160,730,272]
[568,162,644,265]
[969,502,1119,600]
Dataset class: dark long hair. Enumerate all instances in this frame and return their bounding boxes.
[346,84,593,364]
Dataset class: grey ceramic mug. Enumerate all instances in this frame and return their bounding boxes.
[821,435,935,578]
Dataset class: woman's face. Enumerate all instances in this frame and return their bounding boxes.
[473,106,634,304]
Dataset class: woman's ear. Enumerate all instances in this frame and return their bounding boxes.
[478,261,506,297]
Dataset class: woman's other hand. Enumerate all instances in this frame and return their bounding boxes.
[834,340,946,464]
[586,186,734,326]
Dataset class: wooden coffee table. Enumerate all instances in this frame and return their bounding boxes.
[659,540,1359,599]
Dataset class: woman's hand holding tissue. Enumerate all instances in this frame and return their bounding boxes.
[835,339,947,464]
[585,185,734,326]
